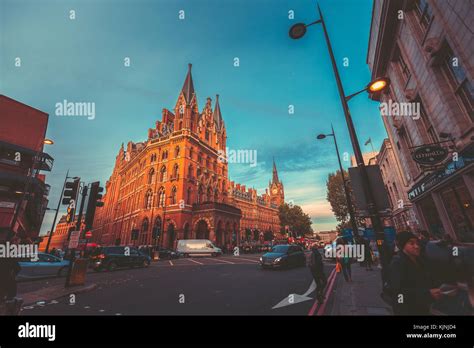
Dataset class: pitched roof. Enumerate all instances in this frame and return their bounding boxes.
[213,94,223,130]
[181,63,195,104]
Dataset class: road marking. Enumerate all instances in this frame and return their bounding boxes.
[205,258,234,264]
[227,257,259,263]
[188,258,204,265]
[169,260,174,266]
[308,267,337,316]
[272,280,316,309]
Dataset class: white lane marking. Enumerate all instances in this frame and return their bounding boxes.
[188,258,204,265]
[205,258,234,264]
[226,257,259,263]
[169,260,174,266]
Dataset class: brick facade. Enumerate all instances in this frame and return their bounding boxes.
[91,65,284,249]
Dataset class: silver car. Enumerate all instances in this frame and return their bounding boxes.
[17,253,70,280]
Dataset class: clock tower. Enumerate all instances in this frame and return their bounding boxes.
[269,158,284,206]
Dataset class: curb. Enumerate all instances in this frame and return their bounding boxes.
[21,283,98,306]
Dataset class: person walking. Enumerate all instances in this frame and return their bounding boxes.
[336,238,352,282]
[309,243,327,304]
[387,231,444,315]
[362,236,373,271]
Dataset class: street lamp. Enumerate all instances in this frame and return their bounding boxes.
[289,4,390,283]
[317,124,359,237]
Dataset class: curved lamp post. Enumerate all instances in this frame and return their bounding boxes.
[289,4,390,283]
[317,124,359,237]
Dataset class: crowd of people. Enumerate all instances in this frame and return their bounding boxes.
[308,230,473,315]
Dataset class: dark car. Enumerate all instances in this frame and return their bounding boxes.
[156,247,179,260]
[259,244,306,269]
[90,246,151,271]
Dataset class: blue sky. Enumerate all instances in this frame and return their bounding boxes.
[1,0,388,235]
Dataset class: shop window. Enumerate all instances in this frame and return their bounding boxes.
[439,180,474,243]
[418,195,446,239]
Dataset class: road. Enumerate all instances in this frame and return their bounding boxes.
[18,253,334,315]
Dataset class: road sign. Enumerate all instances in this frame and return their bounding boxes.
[85,231,92,238]
[68,231,80,249]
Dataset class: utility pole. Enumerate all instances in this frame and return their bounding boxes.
[45,170,69,253]
[65,184,87,288]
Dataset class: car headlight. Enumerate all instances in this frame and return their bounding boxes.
[274,257,282,263]
[259,257,263,262]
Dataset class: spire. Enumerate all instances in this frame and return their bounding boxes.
[181,63,195,105]
[272,157,279,184]
[213,94,223,130]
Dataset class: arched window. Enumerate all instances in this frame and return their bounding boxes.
[142,218,149,233]
[189,147,194,160]
[158,187,166,207]
[160,166,167,182]
[148,168,155,185]
[173,163,179,179]
[187,187,192,205]
[141,218,150,245]
[145,189,153,209]
[207,187,212,202]
[171,186,177,205]
[197,167,201,178]
[188,165,193,178]
[214,189,218,202]
[174,146,180,158]
[154,216,162,239]
[198,153,202,164]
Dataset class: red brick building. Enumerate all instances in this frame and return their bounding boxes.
[91,65,284,249]
[0,95,54,242]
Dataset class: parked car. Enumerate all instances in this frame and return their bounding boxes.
[17,253,70,280]
[259,244,306,269]
[176,239,222,257]
[155,247,179,260]
[241,244,253,254]
[90,246,151,271]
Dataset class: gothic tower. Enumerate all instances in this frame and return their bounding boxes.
[269,158,284,206]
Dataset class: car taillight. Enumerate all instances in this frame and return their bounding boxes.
[98,254,106,259]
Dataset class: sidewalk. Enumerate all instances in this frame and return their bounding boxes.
[19,283,97,306]
[325,263,392,315]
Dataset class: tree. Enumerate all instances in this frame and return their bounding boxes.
[326,169,365,231]
[278,203,313,237]
[263,230,273,241]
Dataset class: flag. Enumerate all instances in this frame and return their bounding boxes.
[364,138,372,146]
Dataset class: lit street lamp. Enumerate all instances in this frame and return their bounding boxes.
[289,4,391,283]
[317,124,359,237]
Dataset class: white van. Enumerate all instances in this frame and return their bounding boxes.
[177,239,222,257]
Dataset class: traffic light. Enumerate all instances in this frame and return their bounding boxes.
[84,181,104,231]
[62,178,79,224]
[62,178,80,205]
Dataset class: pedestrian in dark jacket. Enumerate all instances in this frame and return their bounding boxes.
[387,231,443,315]
[309,243,327,303]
